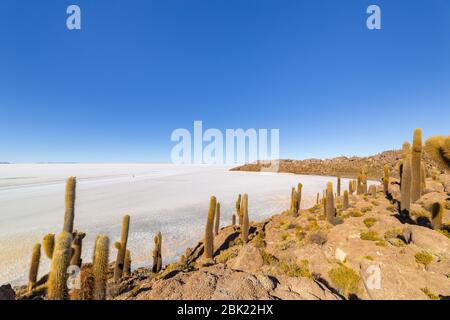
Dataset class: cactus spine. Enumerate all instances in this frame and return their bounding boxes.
[63,176,76,233]
[152,232,162,273]
[93,235,109,300]
[48,232,73,300]
[70,231,86,267]
[400,155,412,216]
[383,164,389,195]
[214,202,221,236]
[411,128,422,202]
[28,243,41,292]
[42,233,55,259]
[203,196,216,261]
[241,193,249,243]
[337,177,341,197]
[431,202,443,230]
[114,214,130,283]
[325,182,335,223]
[343,190,349,210]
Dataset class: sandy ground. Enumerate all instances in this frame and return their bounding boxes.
[0,164,352,286]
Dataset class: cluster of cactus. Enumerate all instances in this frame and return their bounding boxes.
[114,214,130,282]
[152,232,162,273]
[289,183,302,216]
[399,129,427,218]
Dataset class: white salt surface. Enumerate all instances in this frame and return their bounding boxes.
[0,164,356,285]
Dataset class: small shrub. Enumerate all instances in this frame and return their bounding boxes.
[360,229,381,241]
[386,205,396,213]
[281,233,289,241]
[363,255,374,261]
[415,251,433,267]
[363,218,377,228]
[361,206,373,213]
[375,240,388,247]
[252,230,266,248]
[279,259,311,278]
[229,237,243,247]
[349,209,363,217]
[307,231,327,245]
[261,251,278,265]
[328,265,361,298]
[371,200,380,206]
[215,248,238,264]
[438,229,450,239]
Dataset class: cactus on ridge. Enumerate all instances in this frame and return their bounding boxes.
[203,196,216,262]
[232,214,236,226]
[93,235,109,300]
[337,177,341,197]
[123,250,131,278]
[63,176,76,233]
[214,202,221,236]
[236,194,242,226]
[383,164,390,195]
[325,182,335,223]
[114,214,130,283]
[411,128,423,202]
[28,243,41,292]
[241,193,249,243]
[400,155,412,217]
[343,190,349,210]
[152,232,162,273]
[297,183,303,214]
[48,232,73,300]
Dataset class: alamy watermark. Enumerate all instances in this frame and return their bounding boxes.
[170,121,280,172]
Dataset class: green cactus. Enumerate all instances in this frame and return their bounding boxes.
[356,174,363,195]
[326,182,335,223]
[383,165,389,195]
[290,187,298,216]
[63,176,76,233]
[28,243,41,292]
[42,233,55,259]
[214,202,221,236]
[232,214,236,226]
[400,156,412,217]
[316,192,320,205]
[343,190,349,210]
[152,232,162,273]
[93,235,109,300]
[337,177,341,197]
[241,193,249,243]
[411,128,423,202]
[203,196,216,261]
[48,232,73,300]
[114,214,130,283]
[431,202,443,230]
[70,231,86,267]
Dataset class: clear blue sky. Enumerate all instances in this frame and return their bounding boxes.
[1,0,449,163]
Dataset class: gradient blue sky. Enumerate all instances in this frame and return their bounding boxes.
[1,0,449,163]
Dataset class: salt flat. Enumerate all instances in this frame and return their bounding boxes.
[0,164,353,285]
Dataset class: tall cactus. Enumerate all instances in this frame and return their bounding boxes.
[214,202,221,236]
[93,235,109,300]
[356,174,363,195]
[411,128,422,202]
[70,231,86,267]
[236,194,242,226]
[431,202,443,230]
[400,156,412,217]
[343,190,349,210]
[114,214,130,283]
[42,233,55,259]
[316,192,320,205]
[203,196,216,261]
[232,214,236,226]
[48,232,73,300]
[152,232,162,273]
[383,164,390,195]
[241,193,249,243]
[297,183,303,214]
[420,162,426,194]
[337,177,341,197]
[290,187,299,216]
[63,176,76,233]
[28,243,41,292]
[325,182,335,223]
